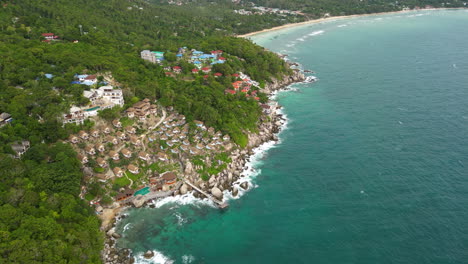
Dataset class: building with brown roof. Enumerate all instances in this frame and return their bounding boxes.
[128,164,139,174]
[90,129,99,138]
[106,135,118,145]
[109,150,119,161]
[96,157,107,168]
[116,131,126,140]
[113,167,124,177]
[115,188,134,201]
[78,154,88,164]
[162,172,177,185]
[130,136,141,146]
[85,146,96,155]
[125,126,136,134]
[121,148,132,158]
[78,130,89,140]
[138,151,151,161]
[112,119,122,128]
[69,135,79,144]
[95,143,105,153]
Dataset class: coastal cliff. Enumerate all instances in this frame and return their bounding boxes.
[102,67,305,264]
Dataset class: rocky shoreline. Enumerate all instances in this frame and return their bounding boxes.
[101,68,306,264]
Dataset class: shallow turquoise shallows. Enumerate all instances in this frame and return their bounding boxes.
[116,10,468,264]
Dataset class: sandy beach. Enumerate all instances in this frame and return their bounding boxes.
[237,8,464,38]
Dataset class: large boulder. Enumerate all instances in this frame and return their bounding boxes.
[144,250,154,259]
[180,184,188,195]
[232,187,239,197]
[240,182,249,190]
[211,187,223,200]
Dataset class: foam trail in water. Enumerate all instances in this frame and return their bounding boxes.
[308,30,325,36]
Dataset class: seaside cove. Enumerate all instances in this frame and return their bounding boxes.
[115,10,468,264]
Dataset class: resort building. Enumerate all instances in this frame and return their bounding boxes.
[162,172,177,185]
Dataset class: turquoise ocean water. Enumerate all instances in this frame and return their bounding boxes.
[116,10,468,263]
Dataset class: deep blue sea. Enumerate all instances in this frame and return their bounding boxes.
[116,10,468,263]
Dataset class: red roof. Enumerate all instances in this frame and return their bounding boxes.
[254,97,260,101]
[173,66,181,69]
[243,78,249,82]
[85,75,97,80]
[251,91,257,95]
[241,89,248,93]
[192,69,199,72]
[219,57,226,60]
[201,67,210,71]
[42,33,54,37]
[232,73,239,77]
[225,89,236,95]
[214,73,222,77]
[203,75,209,79]
[165,72,174,76]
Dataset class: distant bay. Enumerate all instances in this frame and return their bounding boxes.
[116,10,468,264]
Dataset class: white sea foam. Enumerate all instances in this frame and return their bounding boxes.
[123,223,132,231]
[182,255,196,263]
[308,30,325,36]
[337,24,348,28]
[148,192,216,209]
[296,37,305,41]
[134,250,174,264]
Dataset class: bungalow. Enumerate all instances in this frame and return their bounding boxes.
[127,108,135,118]
[173,127,180,134]
[165,72,175,77]
[77,154,88,164]
[189,147,199,155]
[90,129,99,138]
[0,112,12,127]
[203,75,209,79]
[194,120,203,127]
[232,73,240,78]
[160,135,168,141]
[211,50,223,56]
[207,127,215,134]
[173,66,182,74]
[225,89,236,95]
[113,167,124,178]
[85,146,96,155]
[116,131,126,140]
[121,148,132,158]
[201,67,211,73]
[128,164,139,174]
[150,177,164,190]
[125,126,136,134]
[192,68,199,74]
[196,143,204,150]
[112,119,122,128]
[157,152,168,161]
[84,75,97,85]
[138,151,151,161]
[106,136,118,145]
[180,145,189,152]
[167,141,174,147]
[223,135,230,141]
[162,172,177,185]
[148,134,157,142]
[69,135,79,144]
[183,139,190,145]
[78,130,89,140]
[165,131,174,138]
[171,148,179,154]
[96,173,109,182]
[214,73,223,78]
[41,33,58,40]
[95,143,105,153]
[261,104,271,114]
[96,157,107,168]
[115,188,135,202]
[10,141,30,158]
[149,105,157,114]
[103,126,111,134]
[109,150,119,161]
[130,136,141,146]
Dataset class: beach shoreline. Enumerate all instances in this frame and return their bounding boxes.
[237,8,465,38]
